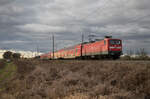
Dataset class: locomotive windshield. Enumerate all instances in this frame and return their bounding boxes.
[109,40,121,45]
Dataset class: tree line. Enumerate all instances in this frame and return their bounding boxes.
[122,48,149,60]
[3,51,21,60]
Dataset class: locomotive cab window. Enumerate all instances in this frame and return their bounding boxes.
[109,40,121,45]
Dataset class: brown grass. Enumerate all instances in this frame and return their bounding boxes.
[0,59,6,69]
[0,59,149,99]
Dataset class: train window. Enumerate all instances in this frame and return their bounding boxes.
[74,50,76,55]
[109,40,121,45]
[76,48,78,53]
[104,40,106,45]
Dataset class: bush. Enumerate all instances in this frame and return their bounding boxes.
[120,55,131,60]
[3,51,13,59]
[14,60,35,75]
[12,53,21,59]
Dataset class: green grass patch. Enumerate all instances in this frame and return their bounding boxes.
[0,62,17,83]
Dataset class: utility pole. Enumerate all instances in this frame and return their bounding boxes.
[52,34,55,59]
[35,41,39,57]
[36,42,39,56]
[81,34,84,59]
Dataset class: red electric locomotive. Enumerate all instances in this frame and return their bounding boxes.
[40,36,122,59]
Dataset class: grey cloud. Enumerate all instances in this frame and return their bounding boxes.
[0,0,150,53]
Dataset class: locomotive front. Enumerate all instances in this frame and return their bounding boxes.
[108,39,122,59]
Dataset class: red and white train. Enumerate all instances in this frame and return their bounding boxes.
[40,36,122,59]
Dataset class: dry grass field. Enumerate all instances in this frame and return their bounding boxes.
[0,59,149,99]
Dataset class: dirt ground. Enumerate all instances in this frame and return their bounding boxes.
[0,59,149,99]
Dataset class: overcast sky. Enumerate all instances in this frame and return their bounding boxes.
[0,0,150,54]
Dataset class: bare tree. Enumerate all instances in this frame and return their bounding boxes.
[136,48,148,60]
[139,48,147,57]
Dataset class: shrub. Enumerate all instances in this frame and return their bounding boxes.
[12,53,21,59]
[3,51,13,59]
[14,60,35,75]
[120,55,131,60]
